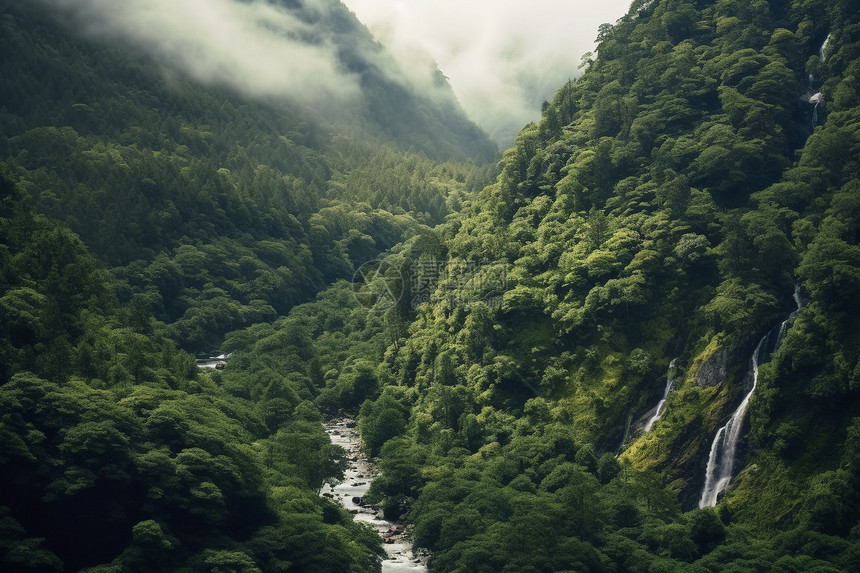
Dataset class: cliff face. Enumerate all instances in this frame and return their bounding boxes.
[695,347,733,388]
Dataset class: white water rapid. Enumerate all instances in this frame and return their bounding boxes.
[321,418,428,572]
[644,358,678,432]
[698,287,803,508]
[195,352,230,369]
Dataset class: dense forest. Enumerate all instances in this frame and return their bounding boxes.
[3,0,860,571]
[0,0,497,354]
[0,0,493,570]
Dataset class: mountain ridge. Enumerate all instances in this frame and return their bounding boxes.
[2,0,860,571]
[0,0,498,351]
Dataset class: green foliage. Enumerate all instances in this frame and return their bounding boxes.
[4,0,860,571]
[359,387,409,457]
[0,168,380,571]
[295,0,860,570]
[0,1,497,352]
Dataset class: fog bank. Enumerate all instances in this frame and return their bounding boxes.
[343,0,632,145]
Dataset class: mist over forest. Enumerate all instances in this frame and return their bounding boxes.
[2,1,860,572]
[342,0,632,146]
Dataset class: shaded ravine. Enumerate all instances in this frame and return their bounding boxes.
[321,418,428,572]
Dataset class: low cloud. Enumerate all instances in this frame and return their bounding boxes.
[42,0,363,107]
[38,0,633,146]
[342,0,632,145]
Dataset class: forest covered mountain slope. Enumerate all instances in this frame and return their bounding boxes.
[0,0,497,352]
[213,0,860,571]
[0,163,386,571]
[3,0,860,572]
[0,1,495,571]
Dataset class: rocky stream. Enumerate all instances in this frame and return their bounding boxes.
[321,418,428,572]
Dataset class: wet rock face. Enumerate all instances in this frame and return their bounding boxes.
[696,347,731,387]
[321,418,428,572]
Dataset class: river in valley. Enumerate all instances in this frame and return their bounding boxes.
[321,418,428,572]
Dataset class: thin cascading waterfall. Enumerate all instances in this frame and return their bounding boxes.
[617,411,634,454]
[698,288,803,508]
[806,33,830,129]
[809,92,824,127]
[698,335,768,508]
[644,358,678,432]
[777,287,803,347]
[820,33,831,62]
[700,426,727,506]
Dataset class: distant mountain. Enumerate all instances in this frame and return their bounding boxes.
[0,0,497,351]
[14,0,497,163]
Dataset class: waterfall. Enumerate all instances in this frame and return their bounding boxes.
[805,33,830,129]
[808,91,824,128]
[820,33,831,62]
[644,358,678,432]
[698,287,803,508]
[698,335,769,508]
[617,410,634,454]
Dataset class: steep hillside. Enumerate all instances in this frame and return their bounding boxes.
[4,0,860,571]
[0,0,497,352]
[217,0,860,571]
[0,1,499,571]
[0,164,387,572]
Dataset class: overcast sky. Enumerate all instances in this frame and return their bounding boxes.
[342,0,633,145]
[43,0,633,148]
